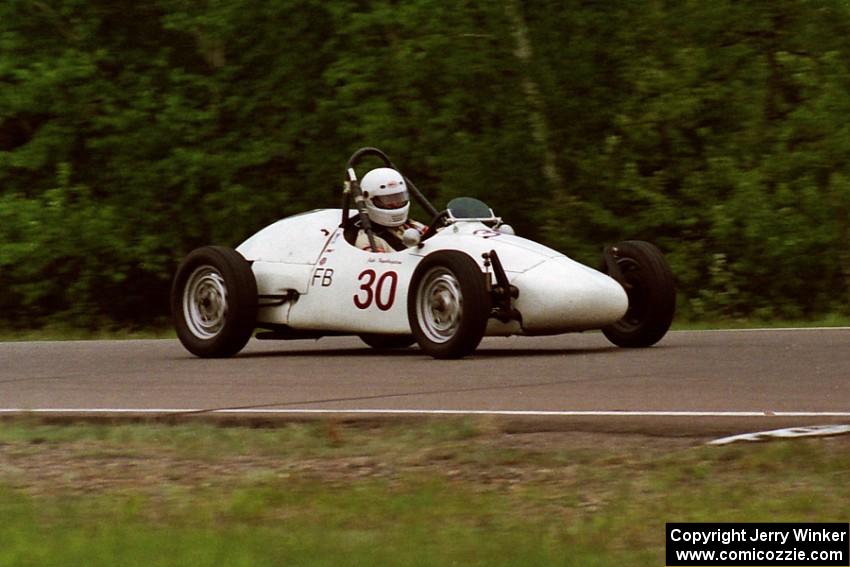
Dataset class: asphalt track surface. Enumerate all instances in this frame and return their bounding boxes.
[1,329,848,436]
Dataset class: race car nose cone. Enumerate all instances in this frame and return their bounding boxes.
[512,257,628,334]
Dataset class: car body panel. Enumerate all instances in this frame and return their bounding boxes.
[286,236,419,333]
[237,209,338,265]
[512,257,629,334]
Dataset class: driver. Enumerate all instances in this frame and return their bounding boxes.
[355,167,426,252]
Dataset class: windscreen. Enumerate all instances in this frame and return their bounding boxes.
[447,197,492,219]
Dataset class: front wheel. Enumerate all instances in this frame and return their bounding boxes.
[600,240,675,348]
[408,251,490,359]
[171,246,257,358]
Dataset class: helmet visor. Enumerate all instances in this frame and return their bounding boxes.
[372,190,409,210]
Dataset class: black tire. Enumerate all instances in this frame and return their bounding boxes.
[600,240,675,348]
[408,251,490,359]
[359,334,416,350]
[171,246,257,358]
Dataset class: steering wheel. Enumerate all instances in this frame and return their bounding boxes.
[419,210,450,244]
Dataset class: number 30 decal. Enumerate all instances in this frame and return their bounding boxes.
[354,269,398,311]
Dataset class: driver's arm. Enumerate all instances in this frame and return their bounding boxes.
[355,230,390,253]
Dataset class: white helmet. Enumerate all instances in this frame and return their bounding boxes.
[361,167,409,227]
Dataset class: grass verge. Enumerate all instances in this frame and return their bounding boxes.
[671,313,850,330]
[0,325,175,341]
[0,419,847,566]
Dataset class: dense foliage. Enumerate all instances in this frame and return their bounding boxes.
[1,0,849,328]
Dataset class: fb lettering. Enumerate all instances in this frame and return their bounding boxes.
[354,269,398,310]
[312,267,334,287]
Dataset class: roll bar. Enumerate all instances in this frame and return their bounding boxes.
[341,148,440,248]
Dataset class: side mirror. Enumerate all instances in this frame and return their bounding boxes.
[498,224,515,235]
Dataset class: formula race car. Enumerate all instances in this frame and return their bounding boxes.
[172,147,676,359]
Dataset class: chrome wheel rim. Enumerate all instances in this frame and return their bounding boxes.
[416,267,463,344]
[183,265,227,339]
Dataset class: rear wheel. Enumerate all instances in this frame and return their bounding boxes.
[408,251,490,359]
[359,334,416,350]
[600,240,675,348]
[171,246,257,358]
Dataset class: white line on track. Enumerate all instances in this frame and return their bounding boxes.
[1,408,850,417]
[709,424,850,445]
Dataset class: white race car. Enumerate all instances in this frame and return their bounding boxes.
[172,148,675,359]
